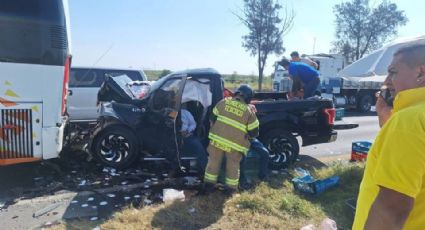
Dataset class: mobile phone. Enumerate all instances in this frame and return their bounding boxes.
[380,88,394,107]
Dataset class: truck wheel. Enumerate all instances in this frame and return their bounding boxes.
[92,126,139,169]
[262,129,300,169]
[357,93,373,113]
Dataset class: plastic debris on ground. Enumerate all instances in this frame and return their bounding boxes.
[292,167,339,195]
[33,203,61,218]
[183,176,201,186]
[163,189,185,202]
[188,207,196,213]
[345,197,357,213]
[351,141,372,161]
[99,201,108,206]
[300,218,337,230]
[144,199,152,205]
[107,193,116,198]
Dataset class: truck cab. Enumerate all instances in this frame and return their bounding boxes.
[89,68,337,170]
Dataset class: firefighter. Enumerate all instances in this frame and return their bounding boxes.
[203,85,260,194]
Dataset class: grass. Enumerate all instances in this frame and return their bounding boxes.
[54,160,364,230]
[144,69,273,91]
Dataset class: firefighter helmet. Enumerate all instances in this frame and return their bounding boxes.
[234,84,254,103]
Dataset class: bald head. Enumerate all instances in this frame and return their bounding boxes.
[394,43,425,68]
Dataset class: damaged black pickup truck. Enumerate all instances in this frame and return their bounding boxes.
[90,68,337,170]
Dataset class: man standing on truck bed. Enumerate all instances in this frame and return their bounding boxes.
[203,85,260,194]
[290,51,319,69]
[278,58,320,99]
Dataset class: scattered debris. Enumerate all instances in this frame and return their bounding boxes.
[300,218,337,230]
[300,224,315,230]
[183,176,201,186]
[345,197,357,212]
[319,218,337,230]
[33,203,61,218]
[292,168,339,195]
[78,180,88,186]
[43,221,55,228]
[99,201,108,206]
[163,189,185,202]
[0,200,7,210]
[188,207,196,213]
[144,199,152,205]
[107,193,116,198]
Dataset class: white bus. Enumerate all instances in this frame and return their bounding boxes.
[0,0,72,165]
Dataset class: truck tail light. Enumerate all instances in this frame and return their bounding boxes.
[323,108,336,125]
[62,56,71,115]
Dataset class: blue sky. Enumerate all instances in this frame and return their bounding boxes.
[69,0,424,75]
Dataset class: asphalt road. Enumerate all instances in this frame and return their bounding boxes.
[301,112,380,158]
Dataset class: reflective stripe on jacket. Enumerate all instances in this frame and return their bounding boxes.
[209,97,259,154]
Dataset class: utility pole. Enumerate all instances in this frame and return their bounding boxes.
[313,37,316,54]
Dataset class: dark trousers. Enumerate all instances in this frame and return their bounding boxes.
[303,77,320,99]
[182,135,208,173]
[240,138,269,183]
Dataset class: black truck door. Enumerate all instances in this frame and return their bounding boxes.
[144,75,187,161]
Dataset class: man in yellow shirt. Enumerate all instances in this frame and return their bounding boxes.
[353,43,425,229]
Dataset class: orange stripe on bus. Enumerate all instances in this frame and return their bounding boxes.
[0,158,41,166]
[0,97,17,107]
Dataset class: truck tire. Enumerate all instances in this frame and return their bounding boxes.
[92,125,139,169]
[261,129,300,169]
[357,93,373,113]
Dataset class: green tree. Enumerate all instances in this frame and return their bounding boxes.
[333,0,408,61]
[237,0,294,91]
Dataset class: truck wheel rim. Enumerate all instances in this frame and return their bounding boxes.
[268,137,293,165]
[99,134,130,163]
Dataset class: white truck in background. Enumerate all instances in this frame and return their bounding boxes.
[319,35,425,112]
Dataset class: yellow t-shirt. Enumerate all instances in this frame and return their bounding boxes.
[353,87,425,230]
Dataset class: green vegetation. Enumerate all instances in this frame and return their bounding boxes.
[144,70,273,91]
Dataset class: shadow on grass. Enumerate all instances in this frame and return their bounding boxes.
[151,192,228,230]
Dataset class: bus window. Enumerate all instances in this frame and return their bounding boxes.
[0,0,68,66]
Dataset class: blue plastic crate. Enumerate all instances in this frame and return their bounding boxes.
[292,175,340,195]
[352,141,372,154]
[314,176,340,194]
